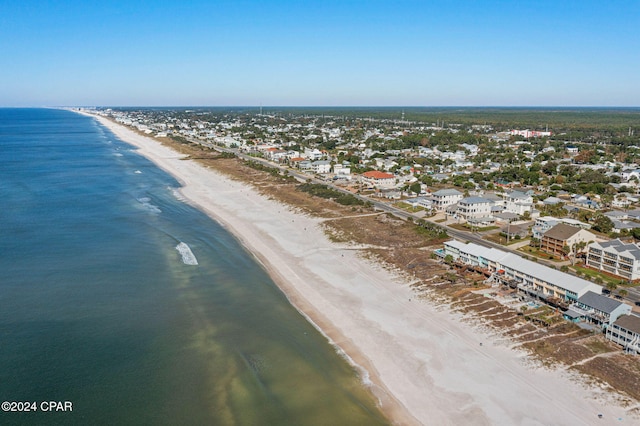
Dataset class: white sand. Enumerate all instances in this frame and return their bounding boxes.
[85,111,635,425]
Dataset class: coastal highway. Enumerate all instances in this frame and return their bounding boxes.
[190,137,640,307]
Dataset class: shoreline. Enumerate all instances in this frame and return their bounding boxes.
[81,110,634,425]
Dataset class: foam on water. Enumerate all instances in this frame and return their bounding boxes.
[176,242,198,265]
[170,187,187,202]
[137,197,162,214]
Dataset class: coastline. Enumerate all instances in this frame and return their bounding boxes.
[82,110,634,425]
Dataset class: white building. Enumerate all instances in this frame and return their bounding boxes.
[311,160,331,174]
[453,197,494,221]
[442,240,602,302]
[586,239,640,281]
[361,171,396,189]
[606,314,640,355]
[504,191,533,215]
[431,189,463,211]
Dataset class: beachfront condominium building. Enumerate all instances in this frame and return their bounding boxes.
[586,239,640,282]
[606,314,640,355]
[431,189,463,211]
[540,223,597,258]
[442,240,602,303]
[532,217,591,240]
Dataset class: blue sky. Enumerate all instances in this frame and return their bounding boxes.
[1,0,638,106]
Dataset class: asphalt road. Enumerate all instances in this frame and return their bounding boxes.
[193,138,640,308]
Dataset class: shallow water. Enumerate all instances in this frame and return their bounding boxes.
[0,108,388,425]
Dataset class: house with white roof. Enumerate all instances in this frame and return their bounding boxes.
[586,239,640,281]
[442,240,602,303]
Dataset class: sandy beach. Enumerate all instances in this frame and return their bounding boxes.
[85,111,634,425]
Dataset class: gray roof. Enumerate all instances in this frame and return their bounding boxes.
[578,291,624,314]
[543,196,562,205]
[595,239,640,261]
[460,196,493,205]
[605,211,628,219]
[433,188,462,196]
[507,191,529,200]
[612,220,640,231]
[482,193,503,202]
[494,212,519,220]
[613,314,640,335]
[564,309,583,319]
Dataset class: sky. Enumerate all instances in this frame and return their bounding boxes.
[1,0,638,107]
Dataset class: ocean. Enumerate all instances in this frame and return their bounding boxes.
[0,108,387,425]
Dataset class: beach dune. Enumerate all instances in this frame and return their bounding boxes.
[89,112,632,425]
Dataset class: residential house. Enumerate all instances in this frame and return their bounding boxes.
[504,191,534,215]
[565,291,632,329]
[407,197,433,210]
[311,160,331,174]
[586,239,640,281]
[361,171,396,189]
[453,197,494,221]
[431,189,463,211]
[540,223,597,258]
[606,314,640,355]
[610,219,640,234]
[531,216,560,240]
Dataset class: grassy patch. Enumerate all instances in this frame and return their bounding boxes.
[297,183,368,207]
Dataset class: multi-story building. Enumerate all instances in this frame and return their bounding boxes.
[442,240,602,303]
[540,223,597,258]
[452,197,494,221]
[504,191,533,215]
[532,216,560,240]
[606,314,640,355]
[311,160,331,174]
[431,189,463,211]
[565,291,632,329]
[586,239,640,282]
[361,171,396,189]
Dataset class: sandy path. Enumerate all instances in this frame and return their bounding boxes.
[84,111,633,425]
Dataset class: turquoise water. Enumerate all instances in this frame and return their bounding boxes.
[0,109,387,425]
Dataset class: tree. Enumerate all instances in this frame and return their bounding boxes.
[409,182,421,195]
[606,281,618,293]
[618,289,628,299]
[592,214,614,233]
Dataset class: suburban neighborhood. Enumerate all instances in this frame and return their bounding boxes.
[92,107,640,356]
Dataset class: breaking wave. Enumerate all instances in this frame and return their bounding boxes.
[137,197,162,214]
[176,242,198,265]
